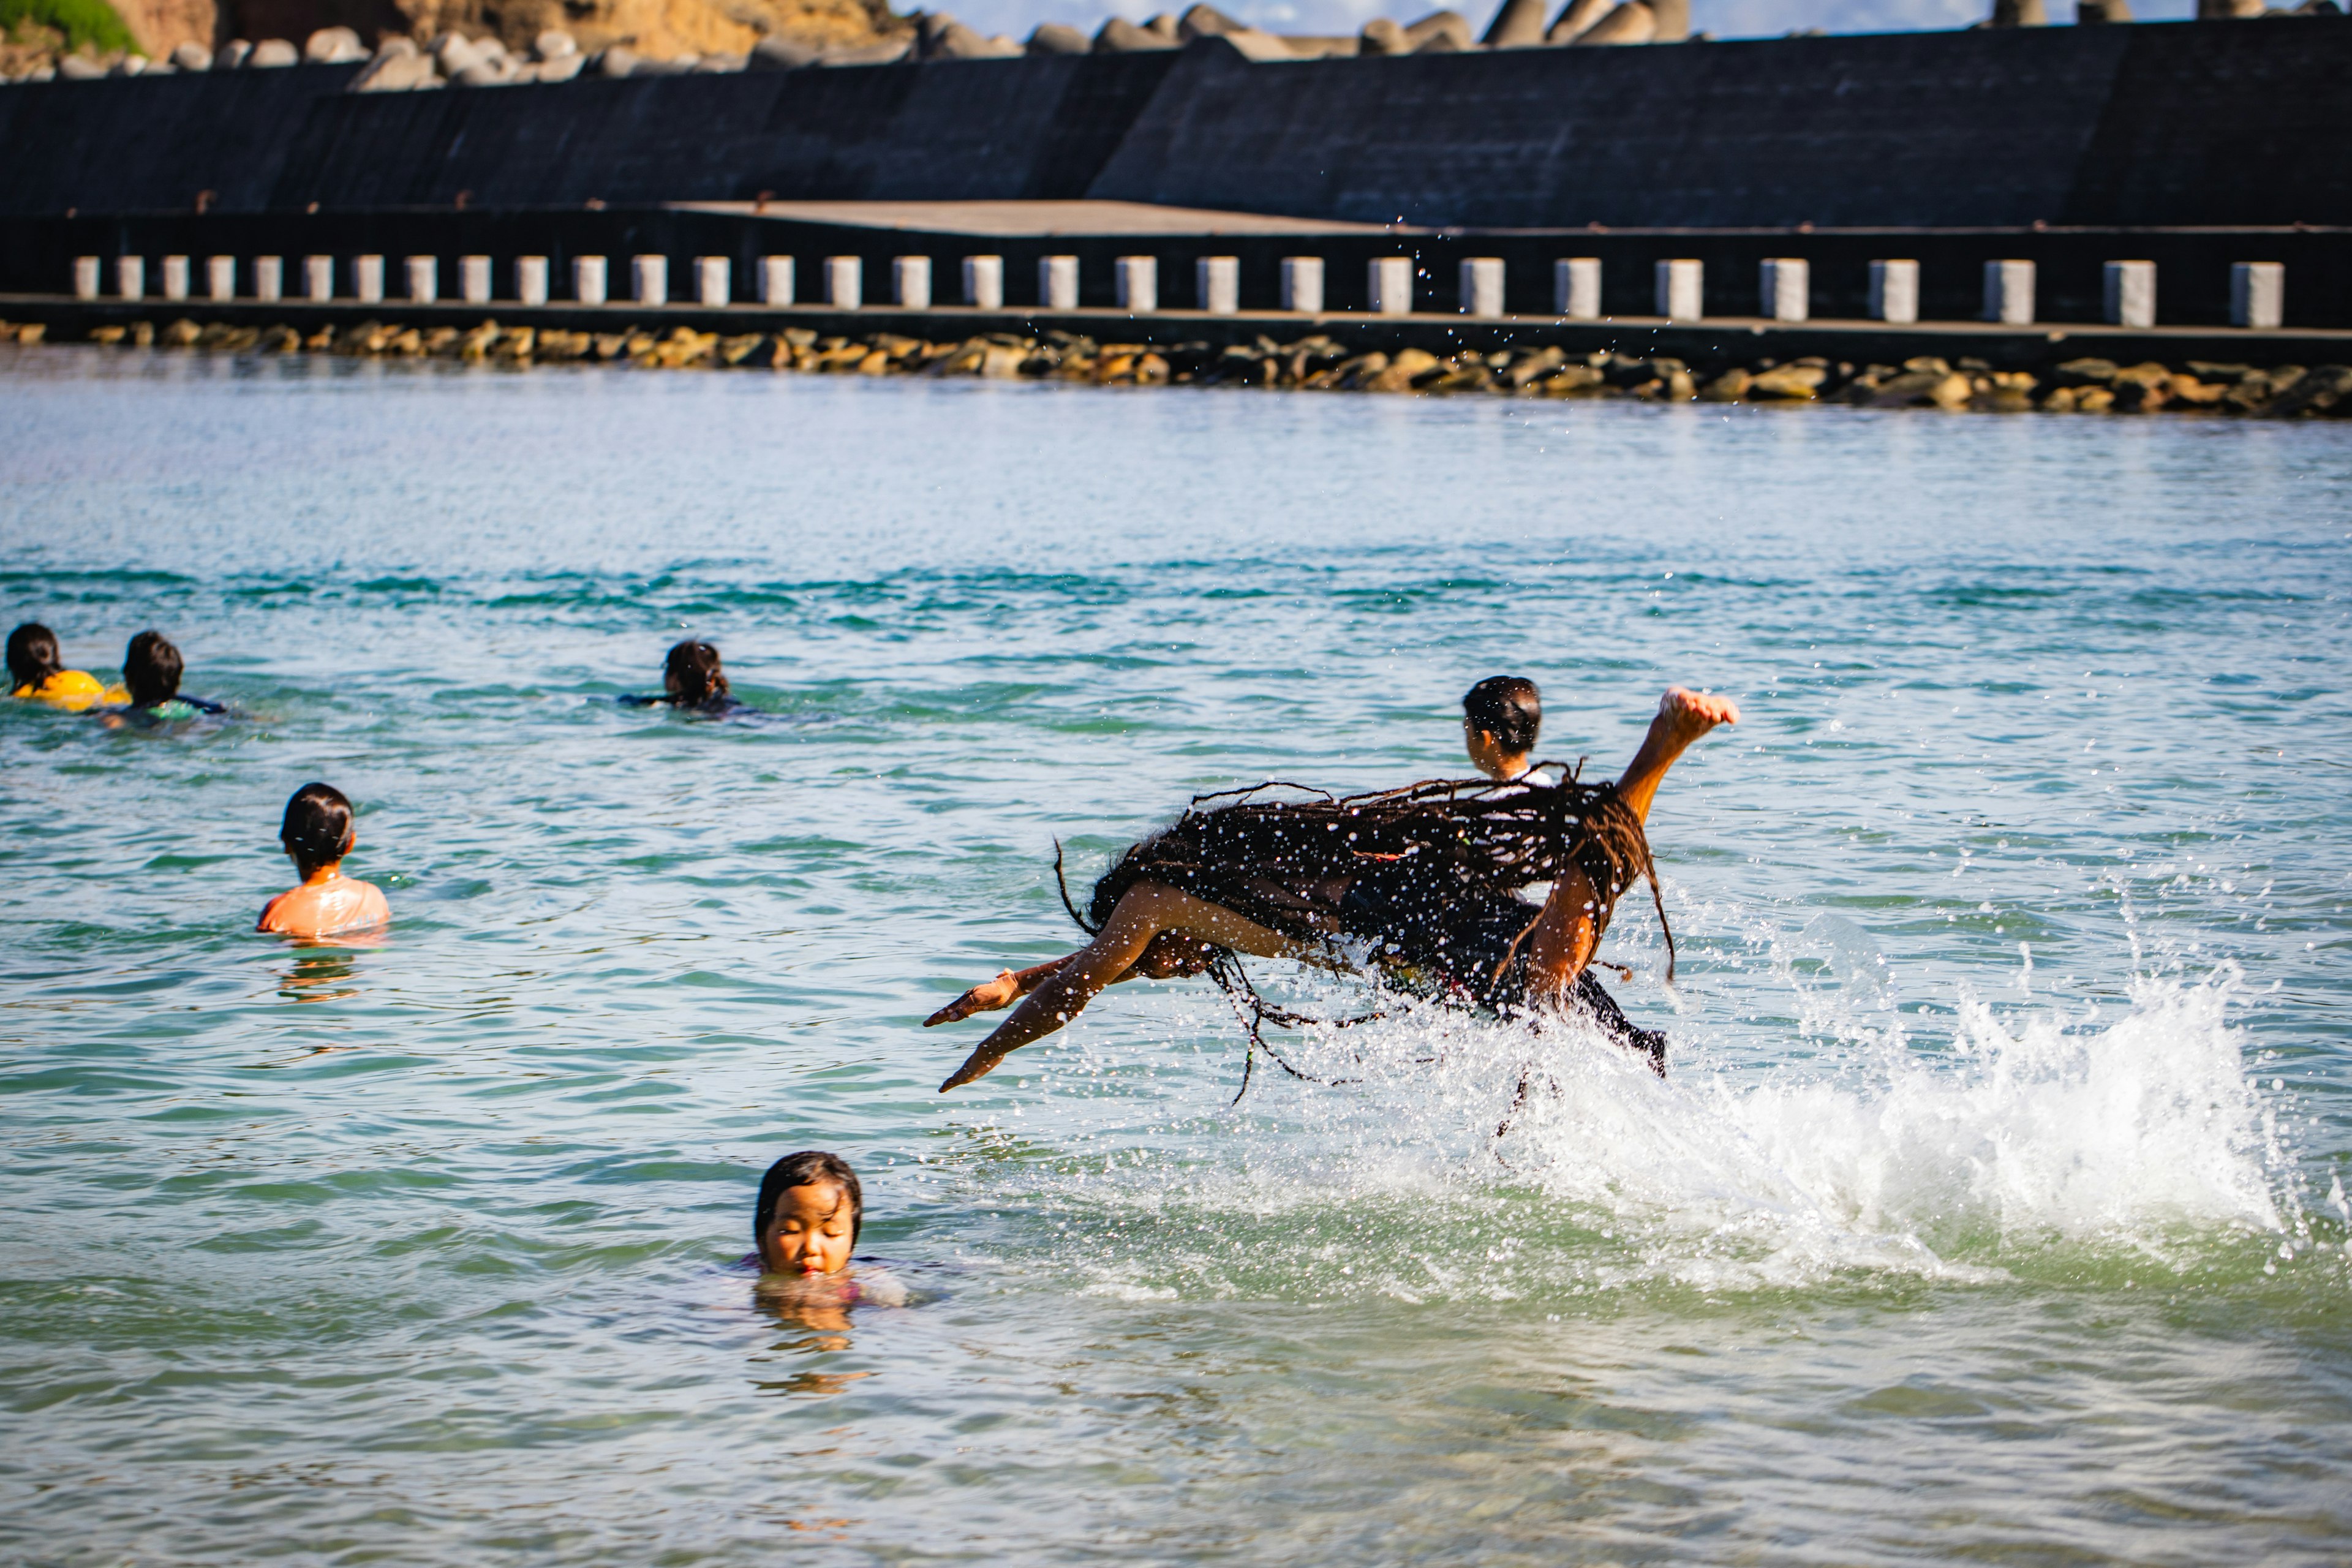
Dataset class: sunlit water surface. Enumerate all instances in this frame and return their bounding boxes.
[2,347,2348,1566]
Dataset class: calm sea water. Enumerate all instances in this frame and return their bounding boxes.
[2,347,2347,1566]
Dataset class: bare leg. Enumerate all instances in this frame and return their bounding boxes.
[1616,685,1740,822]
[939,883,1311,1091]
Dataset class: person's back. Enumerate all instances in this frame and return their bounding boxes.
[257,782,391,939]
[7,622,119,711]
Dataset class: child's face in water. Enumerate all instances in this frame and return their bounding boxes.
[760,1182,854,1277]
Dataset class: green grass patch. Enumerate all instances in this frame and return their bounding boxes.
[2,0,135,54]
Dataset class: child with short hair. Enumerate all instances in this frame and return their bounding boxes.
[7,622,123,711]
[257,782,392,938]
[1462,674,1543,781]
[102,631,226,728]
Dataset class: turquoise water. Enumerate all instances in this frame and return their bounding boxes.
[2,347,2348,1566]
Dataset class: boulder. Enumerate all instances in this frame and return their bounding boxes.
[215,39,251,67]
[1988,0,2050,21]
[248,38,299,66]
[2076,0,2132,17]
[1746,363,1828,398]
[1483,0,1553,45]
[1026,22,1090,51]
[537,53,585,80]
[1539,363,1607,394]
[2267,365,2352,417]
[1698,368,1750,401]
[1095,17,1181,49]
[750,36,820,67]
[695,51,748,68]
[1359,17,1410,50]
[170,41,211,69]
[819,36,911,62]
[1504,345,1566,387]
[58,55,107,78]
[1366,346,1442,391]
[2052,357,2119,386]
[1404,10,1475,47]
[2165,374,2226,405]
[1547,0,1611,37]
[535,29,579,58]
[356,50,438,88]
[1651,0,1691,40]
[305,27,366,62]
[1872,369,1972,407]
[1573,2,1657,42]
[1177,3,1246,37]
[598,45,640,74]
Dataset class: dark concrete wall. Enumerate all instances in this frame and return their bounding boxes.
[0,63,363,216]
[1088,23,2352,228]
[263,51,1180,211]
[1,21,2346,227]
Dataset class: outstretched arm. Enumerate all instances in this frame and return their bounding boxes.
[1518,685,1738,1004]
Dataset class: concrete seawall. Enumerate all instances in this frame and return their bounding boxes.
[4,22,2348,228]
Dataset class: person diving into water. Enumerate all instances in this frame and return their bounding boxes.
[926,684,1738,1092]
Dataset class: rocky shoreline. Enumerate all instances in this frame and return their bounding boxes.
[7,314,2348,417]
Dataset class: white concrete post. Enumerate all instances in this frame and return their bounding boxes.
[697,256,731,307]
[304,254,334,301]
[255,256,284,303]
[1556,257,1600,320]
[1197,255,1239,315]
[161,255,190,301]
[73,256,102,300]
[574,255,608,305]
[962,255,1002,309]
[1981,259,2034,325]
[760,256,795,305]
[403,255,435,303]
[2103,260,2155,329]
[354,254,383,303]
[1654,258,1702,320]
[1281,256,1324,314]
[893,255,932,309]
[1115,255,1157,313]
[1868,258,1918,324]
[2231,261,2282,330]
[116,255,145,301]
[516,255,548,307]
[1460,256,1505,317]
[1368,256,1413,315]
[632,254,668,306]
[207,255,236,301]
[1039,255,1079,310]
[825,256,862,309]
[461,255,492,304]
[1760,257,1807,322]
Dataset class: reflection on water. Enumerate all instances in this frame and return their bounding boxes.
[1,350,2347,1565]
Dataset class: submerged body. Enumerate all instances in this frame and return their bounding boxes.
[930,687,1736,1089]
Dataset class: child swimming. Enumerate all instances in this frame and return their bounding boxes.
[753,1150,864,1279]
[256,782,392,939]
[1462,674,1542,782]
[621,639,742,714]
[104,631,225,725]
[7,622,124,711]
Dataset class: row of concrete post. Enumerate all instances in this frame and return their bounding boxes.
[72,251,2291,329]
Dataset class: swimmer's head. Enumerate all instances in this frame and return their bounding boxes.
[1463,675,1540,780]
[123,631,184,707]
[280,782,356,879]
[663,641,728,707]
[754,1149,862,1278]
[7,623,62,692]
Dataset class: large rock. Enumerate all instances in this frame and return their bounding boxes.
[1573,2,1656,42]
[257,0,906,72]
[749,34,820,66]
[1547,0,1611,39]
[169,40,212,67]
[1988,0,2049,23]
[303,25,365,60]
[1404,9,1474,47]
[1095,16,1180,50]
[1025,21,1088,52]
[1482,0,1551,45]
[1359,16,1409,51]
[1746,363,1828,399]
[247,36,299,64]
[2267,365,2352,417]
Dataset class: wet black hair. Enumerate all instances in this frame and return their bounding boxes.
[753,1150,863,1251]
[1463,675,1542,755]
[280,782,356,877]
[7,623,62,691]
[664,640,728,706]
[123,630,183,707]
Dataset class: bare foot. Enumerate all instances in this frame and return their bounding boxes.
[924,971,1019,1027]
[1658,685,1740,742]
[940,1041,1013,1091]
